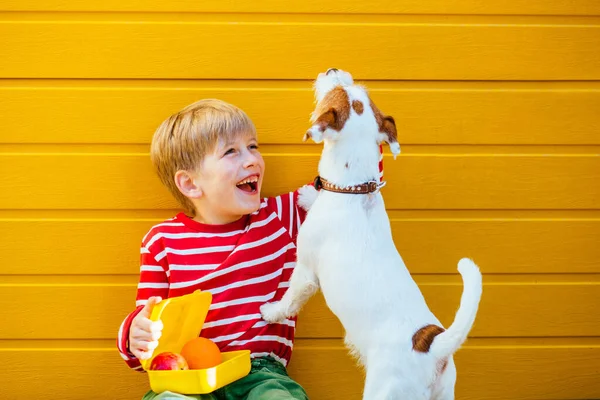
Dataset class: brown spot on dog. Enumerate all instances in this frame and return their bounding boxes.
[412,324,445,353]
[352,100,364,115]
[313,87,350,132]
[370,100,398,144]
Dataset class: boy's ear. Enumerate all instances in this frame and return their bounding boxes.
[174,170,203,199]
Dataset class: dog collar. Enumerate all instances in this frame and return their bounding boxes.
[313,175,386,194]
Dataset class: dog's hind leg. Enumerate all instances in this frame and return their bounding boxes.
[362,349,430,400]
[363,370,430,400]
[431,358,457,400]
[260,261,319,323]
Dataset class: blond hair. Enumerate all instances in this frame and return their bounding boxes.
[150,99,256,215]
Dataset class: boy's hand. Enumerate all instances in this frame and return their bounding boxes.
[129,296,164,361]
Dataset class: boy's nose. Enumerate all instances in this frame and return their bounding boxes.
[243,150,260,168]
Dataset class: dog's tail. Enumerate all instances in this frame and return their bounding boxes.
[429,258,482,360]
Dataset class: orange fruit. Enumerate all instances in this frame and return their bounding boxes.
[180,337,222,369]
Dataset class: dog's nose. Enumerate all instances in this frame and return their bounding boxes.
[326,68,339,75]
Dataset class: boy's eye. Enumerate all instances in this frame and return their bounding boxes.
[224,148,236,155]
[249,144,259,150]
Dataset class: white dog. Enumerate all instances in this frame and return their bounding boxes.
[261,69,483,400]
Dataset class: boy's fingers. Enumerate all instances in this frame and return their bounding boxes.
[132,316,153,333]
[148,296,163,307]
[133,348,154,361]
[129,297,163,360]
[138,351,154,360]
[131,320,162,337]
[134,340,159,352]
[140,296,162,318]
[132,327,162,343]
[131,320,163,342]
[149,325,163,341]
[150,320,164,333]
[131,349,142,359]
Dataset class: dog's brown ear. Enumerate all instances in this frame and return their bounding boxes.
[380,115,398,145]
[371,101,399,145]
[304,107,343,142]
[375,115,400,157]
[370,99,401,157]
[315,108,339,131]
[305,87,351,142]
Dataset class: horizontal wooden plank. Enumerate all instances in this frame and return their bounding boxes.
[0,343,598,399]
[1,219,599,275]
[2,86,599,145]
[2,0,600,16]
[1,154,599,210]
[390,219,600,274]
[1,23,599,80]
[2,284,599,339]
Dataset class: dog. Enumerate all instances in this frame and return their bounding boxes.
[260,68,483,399]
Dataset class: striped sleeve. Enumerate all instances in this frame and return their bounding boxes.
[116,306,144,371]
[268,190,308,244]
[116,232,170,372]
[379,144,384,182]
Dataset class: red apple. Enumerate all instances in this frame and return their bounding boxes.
[149,352,189,371]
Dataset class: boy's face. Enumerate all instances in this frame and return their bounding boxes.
[193,132,265,224]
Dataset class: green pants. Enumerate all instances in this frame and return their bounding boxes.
[142,357,309,400]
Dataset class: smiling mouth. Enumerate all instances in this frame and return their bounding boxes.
[236,176,259,193]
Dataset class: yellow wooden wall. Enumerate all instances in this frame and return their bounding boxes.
[1,1,600,399]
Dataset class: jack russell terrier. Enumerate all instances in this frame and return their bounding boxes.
[261,68,483,400]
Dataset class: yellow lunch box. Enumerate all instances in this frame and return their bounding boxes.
[140,290,251,394]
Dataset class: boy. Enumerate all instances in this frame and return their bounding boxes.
[117,99,311,399]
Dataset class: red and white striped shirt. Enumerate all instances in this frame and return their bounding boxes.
[117,190,306,370]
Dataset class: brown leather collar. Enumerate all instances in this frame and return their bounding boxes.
[313,175,386,194]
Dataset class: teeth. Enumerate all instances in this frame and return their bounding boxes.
[237,176,259,185]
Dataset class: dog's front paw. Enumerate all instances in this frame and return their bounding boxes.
[298,184,319,211]
[260,301,287,323]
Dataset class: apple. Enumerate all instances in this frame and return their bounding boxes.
[149,352,189,371]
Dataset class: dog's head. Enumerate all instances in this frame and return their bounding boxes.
[304,68,401,158]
